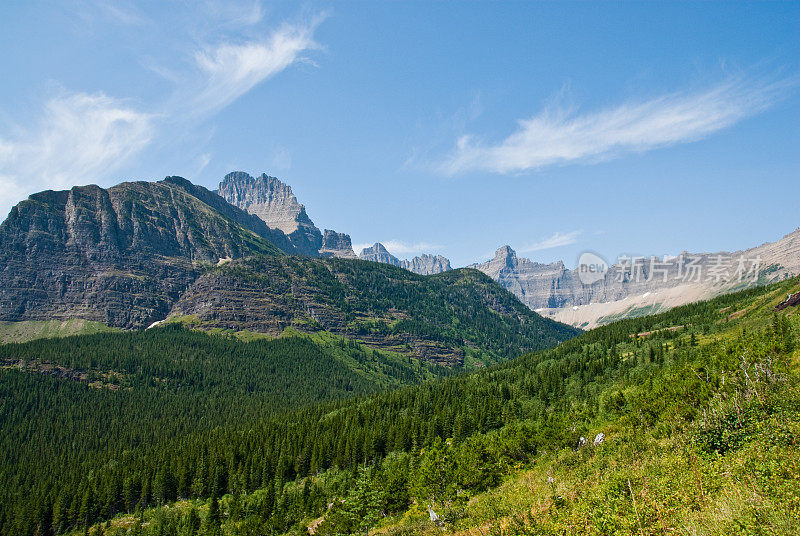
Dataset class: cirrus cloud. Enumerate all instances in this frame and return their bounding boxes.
[0,10,326,220]
[0,92,154,218]
[520,230,582,253]
[192,16,324,116]
[438,75,796,176]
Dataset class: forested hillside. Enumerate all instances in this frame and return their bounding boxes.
[3,275,797,536]
[0,327,450,536]
[169,256,579,367]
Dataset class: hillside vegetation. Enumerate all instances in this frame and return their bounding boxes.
[3,276,796,536]
[169,256,580,367]
[0,327,453,536]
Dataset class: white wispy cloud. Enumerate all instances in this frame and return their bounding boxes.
[0,92,154,218]
[76,1,148,26]
[353,240,444,257]
[520,230,582,252]
[192,17,323,116]
[201,0,264,27]
[0,9,327,220]
[383,240,444,256]
[438,75,795,175]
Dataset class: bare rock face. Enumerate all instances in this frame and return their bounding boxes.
[470,246,573,308]
[359,243,401,267]
[400,254,452,275]
[217,172,322,255]
[319,229,356,258]
[471,230,800,328]
[359,242,452,275]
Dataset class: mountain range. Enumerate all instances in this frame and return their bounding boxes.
[1,170,796,341]
[0,174,577,366]
[1,170,798,536]
[214,172,799,328]
[470,231,800,328]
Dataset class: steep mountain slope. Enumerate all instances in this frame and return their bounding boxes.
[39,276,800,536]
[168,255,579,366]
[472,229,800,328]
[0,177,284,329]
[217,172,324,255]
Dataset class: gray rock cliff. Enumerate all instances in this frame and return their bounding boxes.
[400,254,452,275]
[358,242,452,275]
[319,229,356,258]
[359,243,401,266]
[217,172,322,255]
[471,230,800,328]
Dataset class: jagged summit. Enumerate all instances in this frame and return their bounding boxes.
[359,242,452,275]
[402,254,452,276]
[471,230,800,328]
[319,229,356,258]
[217,172,322,255]
[359,243,400,266]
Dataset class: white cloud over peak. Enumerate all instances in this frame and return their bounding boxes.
[438,75,795,175]
[0,92,154,218]
[520,230,582,252]
[193,18,323,116]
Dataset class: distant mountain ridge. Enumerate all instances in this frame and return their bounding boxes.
[358,242,452,275]
[217,172,453,274]
[0,175,576,365]
[471,229,800,328]
[168,255,578,366]
[2,171,795,333]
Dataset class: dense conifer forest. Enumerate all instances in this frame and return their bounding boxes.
[1,278,798,535]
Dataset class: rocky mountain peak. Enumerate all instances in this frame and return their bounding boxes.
[217,171,322,255]
[400,254,452,276]
[495,245,517,267]
[319,229,356,258]
[358,243,452,275]
[359,243,401,267]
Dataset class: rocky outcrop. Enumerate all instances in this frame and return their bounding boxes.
[400,254,451,275]
[319,229,356,258]
[776,291,800,311]
[359,242,452,275]
[217,172,322,255]
[0,177,283,328]
[359,243,401,266]
[471,230,800,328]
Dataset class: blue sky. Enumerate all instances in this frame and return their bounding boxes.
[1,1,798,267]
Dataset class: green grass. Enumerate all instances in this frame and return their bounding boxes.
[597,303,667,325]
[0,319,120,344]
[26,278,800,536]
